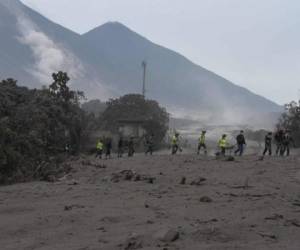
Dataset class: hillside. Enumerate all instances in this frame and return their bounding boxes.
[0,0,282,125]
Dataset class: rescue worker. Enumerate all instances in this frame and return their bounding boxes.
[197,130,207,155]
[274,129,284,155]
[117,137,124,158]
[234,130,246,156]
[105,137,112,159]
[263,132,272,156]
[218,134,228,156]
[280,130,294,156]
[171,133,180,155]
[145,134,154,155]
[95,139,104,159]
[128,137,135,157]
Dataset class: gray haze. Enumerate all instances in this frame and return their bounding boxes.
[20,0,300,105]
[0,0,282,128]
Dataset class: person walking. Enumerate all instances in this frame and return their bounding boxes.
[145,134,154,155]
[128,137,135,157]
[117,137,124,158]
[95,139,104,159]
[197,130,207,155]
[280,130,294,156]
[105,137,112,159]
[275,129,284,155]
[234,130,246,156]
[263,132,272,156]
[218,134,228,156]
[171,133,180,155]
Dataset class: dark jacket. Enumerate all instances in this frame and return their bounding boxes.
[236,134,246,145]
[265,134,272,145]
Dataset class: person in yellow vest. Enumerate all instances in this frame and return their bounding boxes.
[96,139,104,159]
[218,134,228,156]
[171,132,180,155]
[197,130,207,155]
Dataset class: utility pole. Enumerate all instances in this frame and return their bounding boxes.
[142,60,147,98]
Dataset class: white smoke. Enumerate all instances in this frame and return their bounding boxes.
[17,17,85,85]
[5,5,115,101]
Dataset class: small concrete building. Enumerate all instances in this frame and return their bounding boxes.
[117,119,146,138]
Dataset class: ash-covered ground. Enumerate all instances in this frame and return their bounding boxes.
[1,153,300,250]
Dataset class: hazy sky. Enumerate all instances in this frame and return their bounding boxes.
[20,0,300,104]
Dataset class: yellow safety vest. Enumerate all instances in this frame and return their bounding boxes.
[199,134,205,144]
[172,136,178,145]
[96,142,103,150]
[218,138,227,148]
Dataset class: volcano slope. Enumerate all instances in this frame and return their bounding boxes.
[1,154,300,250]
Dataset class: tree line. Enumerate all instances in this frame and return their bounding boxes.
[0,72,169,184]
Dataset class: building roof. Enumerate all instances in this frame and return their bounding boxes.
[117,119,147,125]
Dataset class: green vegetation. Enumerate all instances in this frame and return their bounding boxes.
[100,94,169,145]
[0,75,169,184]
[0,73,88,184]
[277,101,300,146]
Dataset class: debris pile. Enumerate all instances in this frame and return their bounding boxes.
[111,170,155,183]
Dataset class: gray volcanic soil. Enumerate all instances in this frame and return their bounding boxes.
[1,154,300,250]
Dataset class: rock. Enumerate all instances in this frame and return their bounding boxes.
[111,170,134,182]
[123,170,135,180]
[190,177,206,186]
[64,205,72,211]
[94,164,107,169]
[111,170,155,184]
[225,156,235,161]
[286,219,300,227]
[67,179,79,185]
[64,204,85,211]
[161,229,180,243]
[134,175,141,181]
[180,177,186,185]
[292,202,300,207]
[45,175,57,183]
[123,235,143,250]
[147,177,155,184]
[200,196,213,203]
[265,214,284,221]
[96,227,106,232]
[196,218,218,224]
[258,232,277,240]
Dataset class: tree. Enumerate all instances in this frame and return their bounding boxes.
[49,71,84,104]
[100,94,169,144]
[0,73,91,184]
[277,100,300,146]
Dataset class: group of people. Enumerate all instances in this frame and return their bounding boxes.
[262,129,294,157]
[95,134,154,159]
[95,137,113,159]
[171,129,295,157]
[95,129,295,159]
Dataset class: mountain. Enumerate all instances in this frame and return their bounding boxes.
[0,0,282,126]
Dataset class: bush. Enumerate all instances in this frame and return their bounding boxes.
[0,73,90,184]
[277,100,300,146]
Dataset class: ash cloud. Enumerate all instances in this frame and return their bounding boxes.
[4,1,114,101]
[17,17,85,84]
